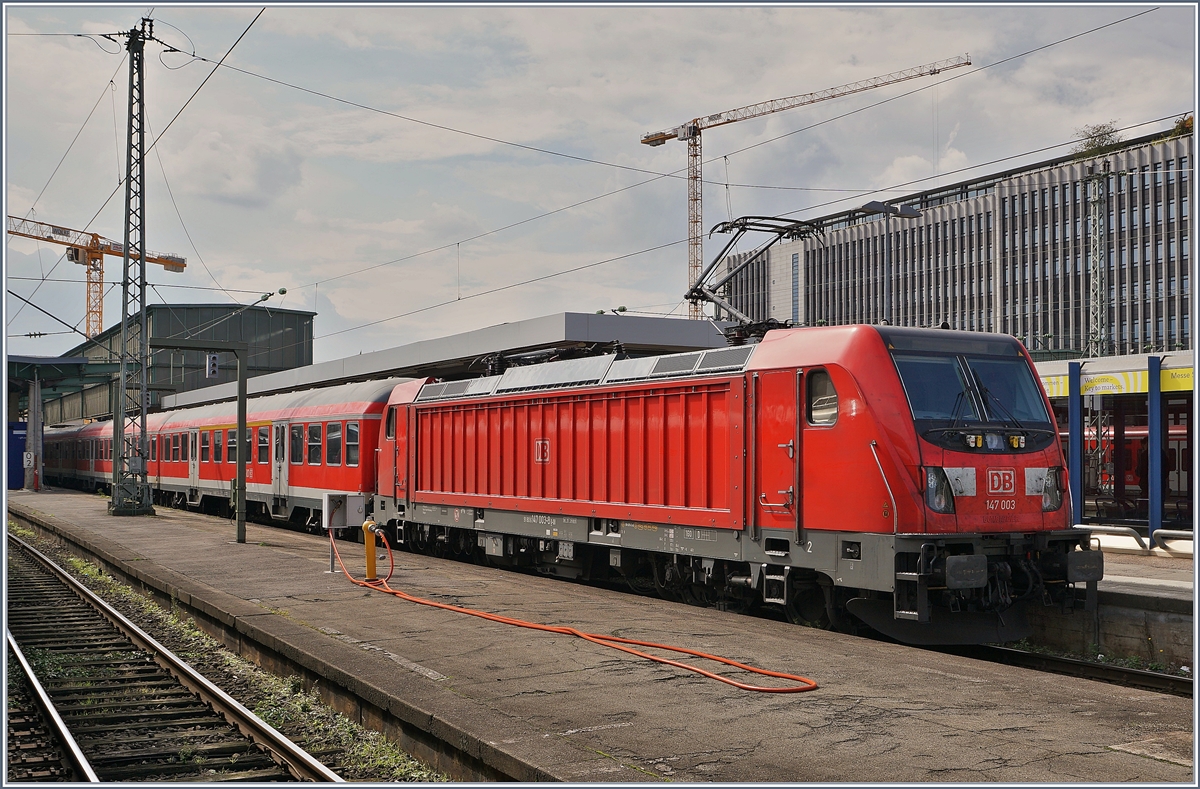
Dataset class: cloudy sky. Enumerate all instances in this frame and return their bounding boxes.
[4,3,1195,363]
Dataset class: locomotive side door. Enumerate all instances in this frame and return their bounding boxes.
[752,369,801,541]
[272,422,289,515]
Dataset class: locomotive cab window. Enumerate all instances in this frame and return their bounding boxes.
[346,421,359,467]
[807,370,839,425]
[326,422,342,466]
[385,406,396,440]
[291,425,304,464]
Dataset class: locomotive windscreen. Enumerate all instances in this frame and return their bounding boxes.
[892,353,1051,427]
[875,326,1051,433]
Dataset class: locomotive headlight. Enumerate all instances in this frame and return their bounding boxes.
[1042,466,1064,512]
[924,467,956,514]
[985,433,1005,450]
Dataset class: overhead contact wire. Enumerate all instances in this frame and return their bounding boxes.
[328,532,818,694]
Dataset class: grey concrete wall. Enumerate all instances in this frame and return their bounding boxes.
[1025,591,1192,668]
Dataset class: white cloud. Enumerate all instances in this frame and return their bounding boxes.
[5,4,1193,362]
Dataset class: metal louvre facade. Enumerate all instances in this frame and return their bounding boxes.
[741,132,1192,355]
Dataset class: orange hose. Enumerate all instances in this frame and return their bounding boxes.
[331,531,818,694]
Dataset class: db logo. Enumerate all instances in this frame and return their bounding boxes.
[987,468,1016,495]
[534,439,551,464]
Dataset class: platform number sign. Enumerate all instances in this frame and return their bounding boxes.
[206,353,220,379]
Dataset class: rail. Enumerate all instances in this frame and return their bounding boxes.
[6,630,100,782]
[956,644,1193,698]
[8,534,344,783]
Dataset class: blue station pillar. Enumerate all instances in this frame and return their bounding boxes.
[1068,362,1084,526]
[1147,356,1163,546]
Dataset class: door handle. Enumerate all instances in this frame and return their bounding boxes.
[759,486,794,509]
[777,440,794,459]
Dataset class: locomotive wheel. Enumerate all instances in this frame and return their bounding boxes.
[785,584,831,629]
[680,582,716,608]
[624,563,657,596]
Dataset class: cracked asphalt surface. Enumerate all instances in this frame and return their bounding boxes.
[8,490,1193,782]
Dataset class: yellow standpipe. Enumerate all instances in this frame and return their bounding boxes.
[362,519,378,581]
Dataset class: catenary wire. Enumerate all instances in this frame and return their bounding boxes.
[6,10,263,330]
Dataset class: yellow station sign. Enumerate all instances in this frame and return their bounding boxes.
[1040,367,1194,398]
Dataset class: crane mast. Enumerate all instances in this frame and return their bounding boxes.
[641,54,971,319]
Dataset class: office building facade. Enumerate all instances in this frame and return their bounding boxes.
[724,131,1192,355]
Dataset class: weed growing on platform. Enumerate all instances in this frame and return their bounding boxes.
[19,530,446,782]
[7,519,35,540]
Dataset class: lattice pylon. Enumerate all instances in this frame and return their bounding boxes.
[687,129,703,320]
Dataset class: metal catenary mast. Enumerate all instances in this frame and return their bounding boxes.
[111,17,155,515]
[641,54,971,319]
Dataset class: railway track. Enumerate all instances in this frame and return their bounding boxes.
[5,534,343,783]
[947,644,1194,698]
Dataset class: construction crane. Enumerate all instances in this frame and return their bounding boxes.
[7,215,186,338]
[641,54,971,319]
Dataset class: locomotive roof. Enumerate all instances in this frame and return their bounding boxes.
[413,325,1034,404]
[414,344,758,403]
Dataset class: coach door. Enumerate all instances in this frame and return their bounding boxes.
[188,429,200,496]
[271,422,289,516]
[752,369,801,545]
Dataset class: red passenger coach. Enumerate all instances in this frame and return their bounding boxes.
[373,325,1102,645]
[46,379,406,526]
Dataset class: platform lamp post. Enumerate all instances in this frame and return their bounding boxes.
[148,338,248,542]
[861,201,922,325]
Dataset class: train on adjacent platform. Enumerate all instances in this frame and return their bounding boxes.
[44,324,1103,645]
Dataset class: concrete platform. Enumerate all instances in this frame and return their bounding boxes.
[5,489,1194,782]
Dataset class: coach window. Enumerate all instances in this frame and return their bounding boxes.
[257,426,269,464]
[807,369,839,425]
[172,434,181,462]
[307,424,322,464]
[326,422,342,466]
[227,429,238,463]
[214,430,223,463]
[201,431,210,462]
[181,433,189,462]
[346,422,359,467]
[385,406,396,439]
[150,436,157,461]
[290,425,304,464]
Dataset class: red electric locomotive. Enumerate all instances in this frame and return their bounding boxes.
[371,325,1101,645]
[44,325,1102,645]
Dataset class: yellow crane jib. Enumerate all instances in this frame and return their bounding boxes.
[7,215,187,337]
